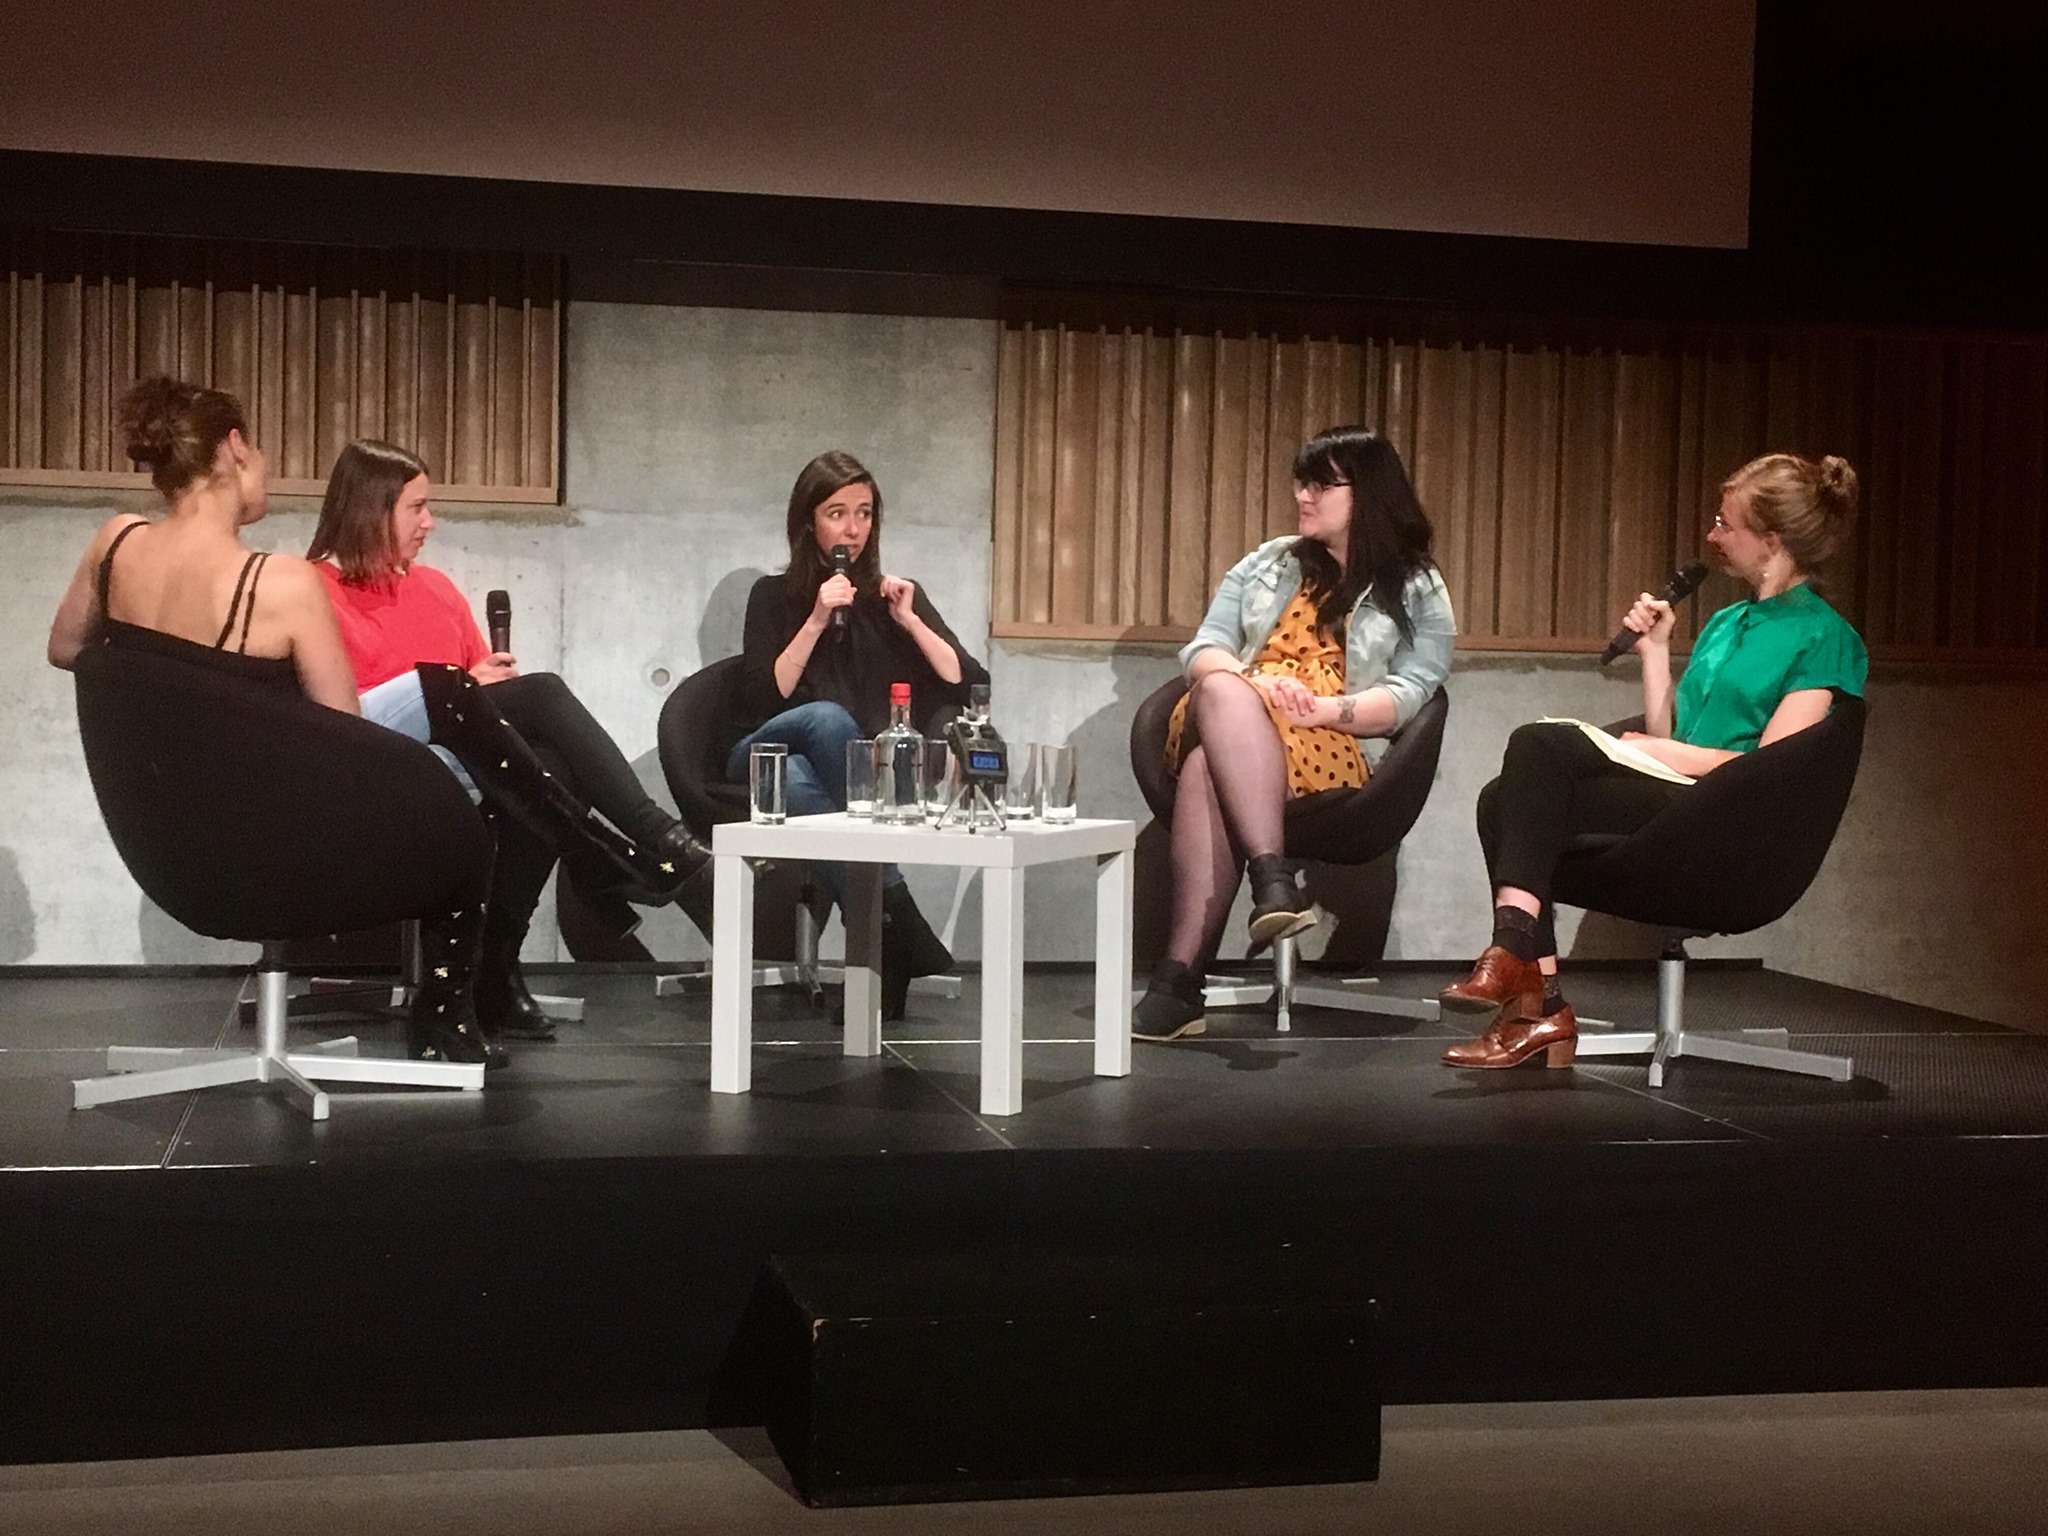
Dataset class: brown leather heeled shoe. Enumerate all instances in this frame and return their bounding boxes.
[1441,1006,1578,1070]
[1439,946,1545,1018]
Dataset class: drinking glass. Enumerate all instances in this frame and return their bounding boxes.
[1038,742,1078,822]
[922,739,955,821]
[1001,741,1039,821]
[845,738,876,818]
[748,743,788,824]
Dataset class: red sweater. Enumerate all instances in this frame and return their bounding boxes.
[316,563,487,691]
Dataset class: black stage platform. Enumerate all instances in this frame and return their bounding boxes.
[3,962,2046,1465]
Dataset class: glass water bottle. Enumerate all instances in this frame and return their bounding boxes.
[872,682,926,825]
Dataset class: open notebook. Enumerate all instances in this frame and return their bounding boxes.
[1537,718,1697,786]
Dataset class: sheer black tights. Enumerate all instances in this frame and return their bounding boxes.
[1163,672,1289,970]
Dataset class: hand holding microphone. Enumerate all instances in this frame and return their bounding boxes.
[823,544,856,636]
[486,589,512,654]
[475,588,518,683]
[1599,561,1708,666]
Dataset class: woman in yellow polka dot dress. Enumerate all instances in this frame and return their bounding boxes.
[1135,427,1457,1041]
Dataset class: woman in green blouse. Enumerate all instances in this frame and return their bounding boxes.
[1439,452,1868,1069]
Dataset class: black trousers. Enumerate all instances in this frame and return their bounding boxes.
[482,672,665,932]
[1476,721,1688,956]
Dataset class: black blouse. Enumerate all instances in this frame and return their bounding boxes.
[736,572,990,740]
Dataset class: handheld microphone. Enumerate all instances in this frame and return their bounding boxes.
[828,545,852,634]
[1598,561,1708,666]
[485,589,512,655]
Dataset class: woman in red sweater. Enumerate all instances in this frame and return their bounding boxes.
[309,440,708,1044]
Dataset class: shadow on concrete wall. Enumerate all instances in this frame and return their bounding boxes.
[596,564,806,963]
[0,848,34,962]
[698,567,764,667]
[1062,653,1176,970]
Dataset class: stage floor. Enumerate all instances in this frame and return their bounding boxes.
[7,961,2048,1466]
[1,961,2043,1170]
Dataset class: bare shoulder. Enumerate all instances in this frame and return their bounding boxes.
[89,512,150,556]
[255,552,335,606]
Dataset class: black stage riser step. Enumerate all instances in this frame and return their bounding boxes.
[3,1140,2046,1465]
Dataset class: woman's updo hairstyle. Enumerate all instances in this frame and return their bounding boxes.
[1723,452,1859,576]
[118,376,248,498]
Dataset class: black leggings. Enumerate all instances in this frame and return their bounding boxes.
[1477,722,1688,957]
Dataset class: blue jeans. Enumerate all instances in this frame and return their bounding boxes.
[358,670,480,801]
[725,701,902,901]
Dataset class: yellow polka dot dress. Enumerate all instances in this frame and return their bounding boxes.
[1164,592,1369,796]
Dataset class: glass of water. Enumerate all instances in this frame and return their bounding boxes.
[748,743,788,825]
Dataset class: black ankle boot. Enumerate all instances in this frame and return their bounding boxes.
[1133,960,1207,1042]
[473,907,557,1042]
[407,902,508,1069]
[880,884,954,1021]
[1245,854,1314,954]
[415,664,700,905]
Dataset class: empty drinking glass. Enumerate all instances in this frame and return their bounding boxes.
[1038,742,1078,822]
[922,739,954,821]
[845,738,876,817]
[1002,741,1039,821]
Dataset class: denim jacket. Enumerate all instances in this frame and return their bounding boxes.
[1177,537,1457,730]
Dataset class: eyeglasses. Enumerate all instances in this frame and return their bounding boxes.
[1296,480,1351,494]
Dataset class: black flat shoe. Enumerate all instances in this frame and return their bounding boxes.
[1133,962,1207,1042]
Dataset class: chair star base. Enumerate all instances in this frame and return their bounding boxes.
[1573,951,1853,1087]
[1193,933,1443,1033]
[73,963,485,1122]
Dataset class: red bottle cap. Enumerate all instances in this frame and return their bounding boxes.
[890,682,911,704]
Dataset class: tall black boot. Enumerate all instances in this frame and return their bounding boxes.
[880,884,954,1022]
[415,664,707,904]
[407,900,507,1069]
[473,905,557,1042]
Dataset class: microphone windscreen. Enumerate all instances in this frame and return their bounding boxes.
[1667,561,1710,601]
[485,589,512,652]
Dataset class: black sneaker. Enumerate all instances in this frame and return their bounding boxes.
[1133,962,1207,1042]
[1245,855,1315,952]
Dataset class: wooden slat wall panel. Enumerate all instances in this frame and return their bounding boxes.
[2,229,559,502]
[995,293,2048,658]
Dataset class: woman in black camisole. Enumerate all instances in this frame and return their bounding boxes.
[47,377,502,1069]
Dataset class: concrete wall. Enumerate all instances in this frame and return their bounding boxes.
[4,290,2045,1034]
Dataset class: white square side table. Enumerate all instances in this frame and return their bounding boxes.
[709,814,1136,1115]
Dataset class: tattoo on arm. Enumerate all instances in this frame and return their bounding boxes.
[1337,695,1356,725]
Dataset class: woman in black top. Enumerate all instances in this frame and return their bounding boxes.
[47,377,499,1068]
[729,450,990,1016]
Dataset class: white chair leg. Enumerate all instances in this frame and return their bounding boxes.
[1273,933,1296,1034]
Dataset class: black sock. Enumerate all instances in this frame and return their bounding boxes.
[1491,905,1541,962]
[1542,975,1567,1015]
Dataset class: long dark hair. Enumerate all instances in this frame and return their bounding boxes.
[782,450,884,598]
[1289,426,1436,641]
[308,440,430,584]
